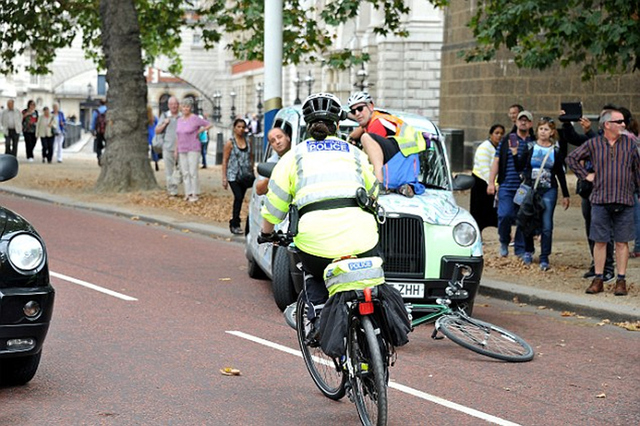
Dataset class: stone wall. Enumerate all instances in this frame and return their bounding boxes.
[439,0,640,152]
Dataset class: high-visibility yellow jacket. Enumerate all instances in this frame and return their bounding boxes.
[261,137,379,258]
[367,111,427,156]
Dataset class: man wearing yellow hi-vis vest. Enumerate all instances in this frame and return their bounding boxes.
[347,91,426,197]
[260,93,379,308]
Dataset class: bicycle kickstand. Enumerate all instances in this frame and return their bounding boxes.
[431,328,444,340]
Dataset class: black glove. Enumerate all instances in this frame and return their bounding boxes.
[257,231,276,244]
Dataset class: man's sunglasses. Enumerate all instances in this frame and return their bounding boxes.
[607,119,625,124]
[350,105,367,114]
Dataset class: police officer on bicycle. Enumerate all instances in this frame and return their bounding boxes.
[260,93,380,315]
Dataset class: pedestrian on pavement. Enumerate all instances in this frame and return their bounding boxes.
[198,114,210,169]
[154,96,180,197]
[222,118,254,234]
[22,100,38,162]
[470,123,504,232]
[52,103,66,163]
[147,105,159,171]
[36,106,55,163]
[175,97,212,203]
[1,99,22,156]
[90,99,108,166]
[487,110,534,258]
[558,104,615,281]
[566,108,640,296]
[517,117,571,270]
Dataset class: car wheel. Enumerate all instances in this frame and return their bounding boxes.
[247,254,266,279]
[0,351,42,386]
[272,247,296,311]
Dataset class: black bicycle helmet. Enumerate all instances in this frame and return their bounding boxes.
[302,93,346,124]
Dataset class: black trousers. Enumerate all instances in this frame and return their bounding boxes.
[41,136,54,163]
[95,133,106,159]
[23,132,37,159]
[4,129,19,156]
[228,176,253,228]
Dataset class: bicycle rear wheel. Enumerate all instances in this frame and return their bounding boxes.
[349,315,388,426]
[296,293,346,400]
[437,313,534,362]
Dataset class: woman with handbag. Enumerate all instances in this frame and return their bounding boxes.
[517,117,570,270]
[222,118,255,235]
[36,106,54,163]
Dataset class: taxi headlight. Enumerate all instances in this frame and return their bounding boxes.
[8,234,45,272]
[453,222,477,247]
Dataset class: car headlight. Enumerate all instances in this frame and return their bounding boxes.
[453,222,477,247]
[8,234,45,272]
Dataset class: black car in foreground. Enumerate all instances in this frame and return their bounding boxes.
[0,154,55,386]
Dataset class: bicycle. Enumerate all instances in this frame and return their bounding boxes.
[261,230,401,426]
[406,263,534,362]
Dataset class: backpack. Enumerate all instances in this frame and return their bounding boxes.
[96,111,107,134]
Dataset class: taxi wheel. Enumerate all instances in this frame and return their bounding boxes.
[272,247,296,311]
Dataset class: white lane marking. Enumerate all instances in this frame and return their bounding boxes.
[227,330,521,426]
[51,271,138,301]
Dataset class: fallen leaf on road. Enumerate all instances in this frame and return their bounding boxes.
[219,278,231,281]
[613,321,640,331]
[220,367,241,376]
[560,311,576,317]
[595,393,606,398]
[130,216,140,220]
[537,306,547,310]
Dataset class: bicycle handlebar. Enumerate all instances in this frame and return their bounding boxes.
[257,230,294,246]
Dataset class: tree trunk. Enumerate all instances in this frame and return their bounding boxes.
[95,0,157,192]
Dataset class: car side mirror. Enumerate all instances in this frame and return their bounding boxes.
[0,154,19,182]
[452,173,474,191]
[257,162,276,178]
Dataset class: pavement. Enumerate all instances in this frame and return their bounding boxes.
[1,136,639,323]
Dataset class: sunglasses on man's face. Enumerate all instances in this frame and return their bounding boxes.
[608,119,625,124]
[350,105,367,114]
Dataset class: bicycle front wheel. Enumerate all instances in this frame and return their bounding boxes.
[437,313,534,362]
[296,293,346,400]
[350,315,388,426]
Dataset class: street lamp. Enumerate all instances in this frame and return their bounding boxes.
[87,82,93,101]
[293,73,302,105]
[256,82,263,120]
[304,70,315,97]
[230,90,236,123]
[212,91,221,122]
[355,64,368,91]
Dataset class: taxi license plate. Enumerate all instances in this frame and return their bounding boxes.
[390,283,424,298]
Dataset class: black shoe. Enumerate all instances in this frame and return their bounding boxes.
[230,226,243,235]
[603,271,615,283]
[583,269,596,279]
[304,321,321,348]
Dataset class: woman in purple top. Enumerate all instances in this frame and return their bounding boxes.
[175,98,212,202]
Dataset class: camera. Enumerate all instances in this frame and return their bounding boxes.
[559,102,582,123]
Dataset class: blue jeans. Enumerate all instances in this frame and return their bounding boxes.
[524,187,557,263]
[497,186,525,256]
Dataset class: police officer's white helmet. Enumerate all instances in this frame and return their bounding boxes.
[347,91,373,108]
[302,93,346,124]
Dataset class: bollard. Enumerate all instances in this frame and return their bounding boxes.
[215,132,224,165]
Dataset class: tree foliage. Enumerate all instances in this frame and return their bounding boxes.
[465,0,640,80]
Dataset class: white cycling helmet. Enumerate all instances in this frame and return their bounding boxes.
[347,91,373,108]
[302,93,346,124]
